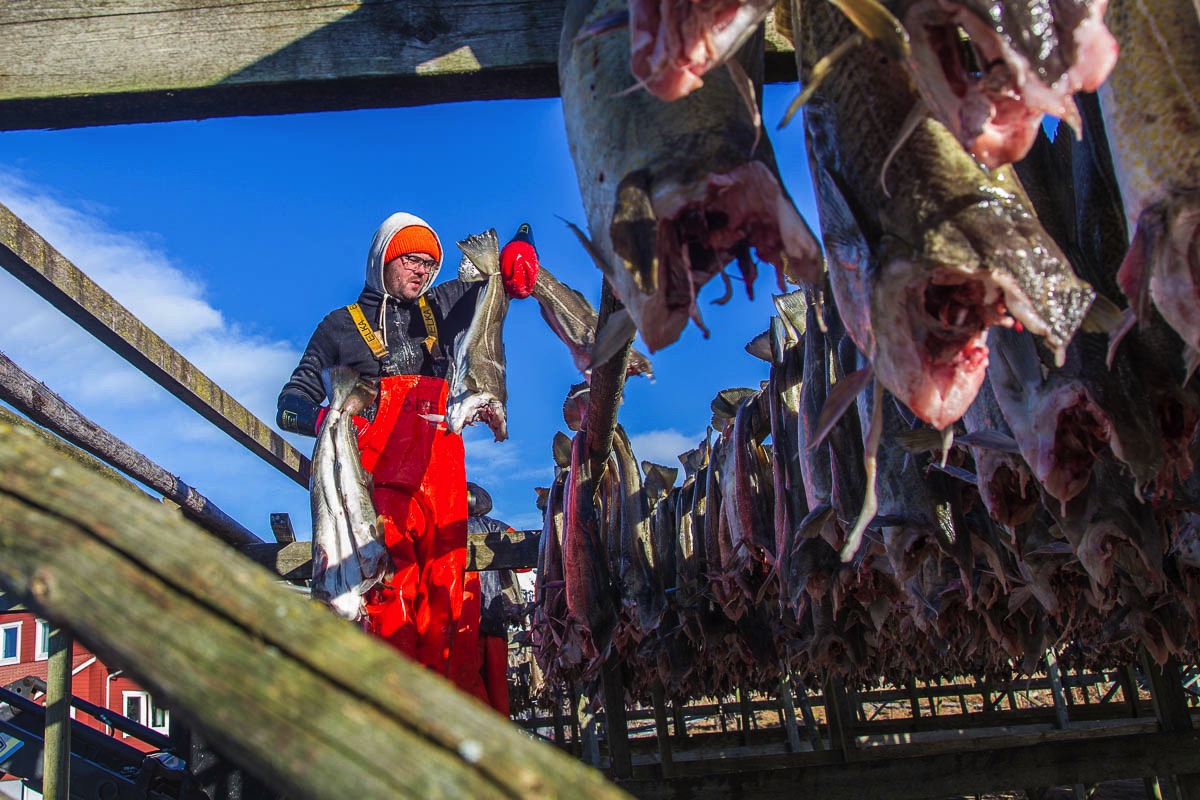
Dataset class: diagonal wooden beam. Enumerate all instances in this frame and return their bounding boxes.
[0,1,797,131]
[0,200,310,487]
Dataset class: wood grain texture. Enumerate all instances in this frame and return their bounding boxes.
[0,411,629,800]
[0,1,797,130]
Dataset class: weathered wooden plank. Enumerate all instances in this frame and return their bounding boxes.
[620,730,1200,800]
[0,357,263,546]
[0,200,310,487]
[42,627,71,800]
[0,411,629,800]
[241,528,542,579]
[0,1,798,131]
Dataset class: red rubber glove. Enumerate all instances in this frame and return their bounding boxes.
[315,406,368,438]
[499,223,540,299]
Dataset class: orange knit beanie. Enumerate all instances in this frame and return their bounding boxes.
[383,224,442,265]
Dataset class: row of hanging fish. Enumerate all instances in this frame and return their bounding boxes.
[531,283,1200,703]
[556,0,1200,436]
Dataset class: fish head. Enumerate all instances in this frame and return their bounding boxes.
[900,0,1118,167]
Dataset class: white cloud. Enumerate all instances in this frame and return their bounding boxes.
[627,428,704,475]
[0,169,307,535]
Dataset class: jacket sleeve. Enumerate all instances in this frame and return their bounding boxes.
[277,311,341,436]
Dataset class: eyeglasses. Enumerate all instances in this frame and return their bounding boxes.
[398,253,438,272]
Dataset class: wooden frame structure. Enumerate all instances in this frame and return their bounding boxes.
[1,4,1198,800]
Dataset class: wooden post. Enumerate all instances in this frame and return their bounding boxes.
[738,687,752,746]
[822,677,855,762]
[1045,651,1086,800]
[1141,651,1200,800]
[41,626,72,800]
[600,664,631,779]
[981,677,996,720]
[552,689,566,748]
[795,681,824,752]
[778,670,804,752]
[650,683,674,778]
[672,700,687,744]
[906,677,921,719]
[576,689,600,768]
[569,686,583,756]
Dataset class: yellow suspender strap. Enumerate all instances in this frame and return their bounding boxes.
[417,295,441,357]
[346,303,387,359]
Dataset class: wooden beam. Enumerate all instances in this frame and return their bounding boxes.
[0,200,310,488]
[0,1,798,131]
[41,627,72,800]
[0,411,629,800]
[0,359,263,546]
[241,528,542,579]
[619,730,1200,800]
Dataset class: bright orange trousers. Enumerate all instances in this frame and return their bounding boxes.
[358,375,484,700]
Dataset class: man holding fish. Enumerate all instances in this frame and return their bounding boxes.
[276,211,538,701]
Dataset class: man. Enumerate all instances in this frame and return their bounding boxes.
[456,482,525,716]
[277,212,536,693]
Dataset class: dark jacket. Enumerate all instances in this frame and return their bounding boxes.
[277,280,483,436]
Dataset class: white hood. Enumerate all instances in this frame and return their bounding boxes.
[365,211,444,300]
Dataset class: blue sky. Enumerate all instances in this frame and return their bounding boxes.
[0,86,818,537]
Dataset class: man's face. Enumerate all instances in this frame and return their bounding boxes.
[384,252,437,302]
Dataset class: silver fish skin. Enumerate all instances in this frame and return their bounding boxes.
[898,0,1118,167]
[960,374,1038,530]
[561,0,823,353]
[1102,0,1200,361]
[310,365,389,621]
[798,0,1095,431]
[629,0,778,101]
[529,263,654,378]
[446,275,510,441]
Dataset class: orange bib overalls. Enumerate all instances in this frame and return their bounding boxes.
[358,375,483,698]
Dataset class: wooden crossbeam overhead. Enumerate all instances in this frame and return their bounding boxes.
[0,1,798,131]
[0,200,311,486]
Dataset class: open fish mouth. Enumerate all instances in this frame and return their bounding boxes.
[875,265,1012,430]
[1033,387,1112,506]
[902,0,1118,168]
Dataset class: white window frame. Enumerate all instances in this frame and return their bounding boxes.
[0,622,20,666]
[34,619,51,661]
[121,690,170,735]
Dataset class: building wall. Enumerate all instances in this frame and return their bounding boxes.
[0,612,169,751]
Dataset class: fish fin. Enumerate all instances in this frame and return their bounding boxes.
[611,170,659,293]
[745,328,773,362]
[589,308,637,371]
[712,269,735,305]
[725,58,762,154]
[928,461,979,485]
[560,216,617,280]
[810,365,873,451]
[956,430,1021,453]
[553,431,573,469]
[1080,293,1125,335]
[1186,347,1200,386]
[455,229,501,277]
[779,34,864,129]
[799,505,835,539]
[841,380,883,562]
[1105,307,1137,369]
[827,0,910,60]
[773,288,808,337]
[893,428,946,453]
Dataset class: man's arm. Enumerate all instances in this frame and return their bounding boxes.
[277,312,340,437]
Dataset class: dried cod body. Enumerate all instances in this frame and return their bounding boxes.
[448,229,510,441]
[560,0,822,353]
[1102,0,1200,365]
[310,366,389,621]
[795,0,1095,432]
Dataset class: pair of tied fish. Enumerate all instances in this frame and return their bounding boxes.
[310,366,390,621]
